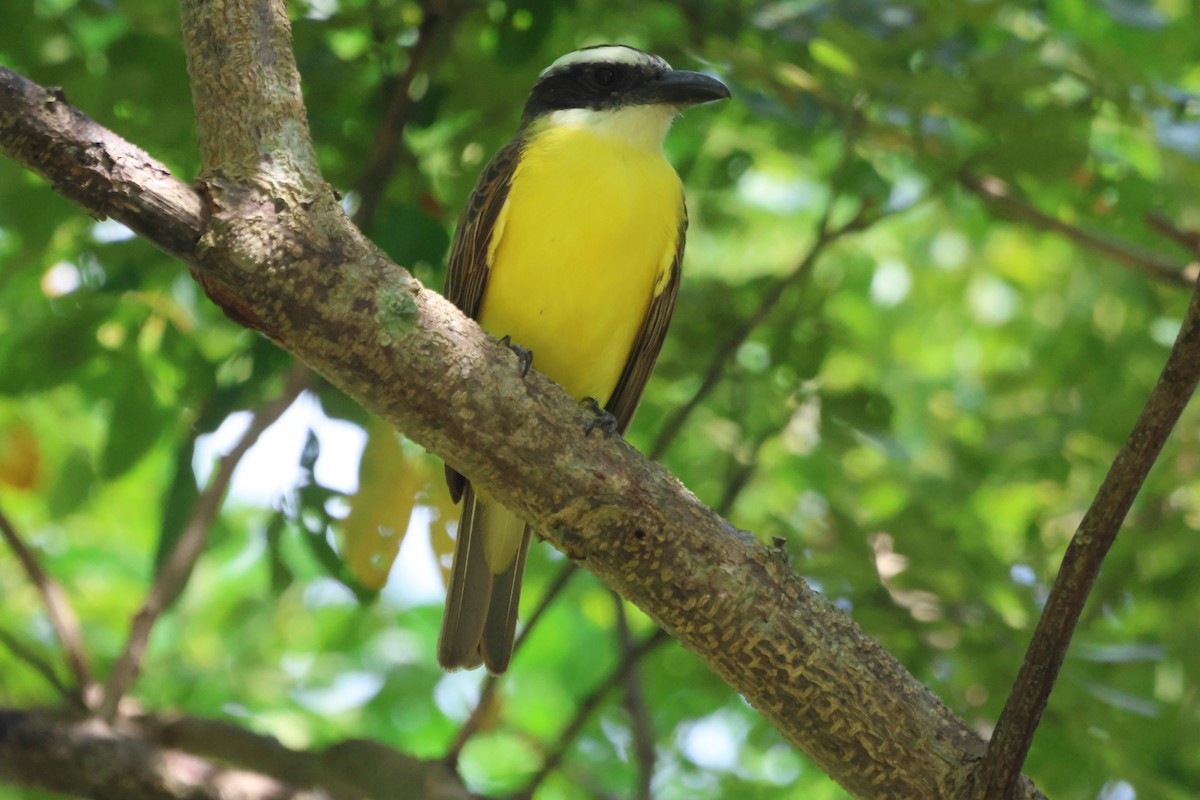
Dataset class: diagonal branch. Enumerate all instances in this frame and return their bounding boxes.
[510,629,671,800]
[1146,210,1200,259]
[445,561,579,762]
[0,67,202,260]
[649,109,894,462]
[0,506,93,697]
[961,172,1197,289]
[0,629,76,702]
[0,48,1048,799]
[97,364,310,721]
[0,707,370,800]
[352,8,458,231]
[648,212,857,461]
[613,597,656,800]
[978,261,1200,798]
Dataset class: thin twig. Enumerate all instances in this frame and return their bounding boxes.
[649,110,878,462]
[445,560,579,762]
[715,439,768,519]
[0,628,76,703]
[649,207,866,461]
[1145,211,1200,259]
[352,9,453,231]
[613,597,655,800]
[512,560,579,656]
[978,267,1200,798]
[961,173,1197,289]
[762,78,1198,293]
[0,506,93,696]
[97,363,311,721]
[510,629,671,800]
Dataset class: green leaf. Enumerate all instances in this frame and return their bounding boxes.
[495,0,555,66]
[100,360,171,479]
[0,296,116,395]
[153,438,199,571]
[372,204,451,270]
[823,388,894,432]
[46,447,95,518]
[265,510,294,595]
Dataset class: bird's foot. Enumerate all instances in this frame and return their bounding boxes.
[498,335,534,378]
[580,397,618,437]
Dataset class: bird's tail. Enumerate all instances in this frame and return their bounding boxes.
[438,482,530,673]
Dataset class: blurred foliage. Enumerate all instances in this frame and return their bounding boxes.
[3,0,1200,798]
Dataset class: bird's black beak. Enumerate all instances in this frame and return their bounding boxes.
[637,69,731,107]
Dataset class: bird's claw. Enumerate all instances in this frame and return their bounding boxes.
[498,335,534,378]
[580,397,618,437]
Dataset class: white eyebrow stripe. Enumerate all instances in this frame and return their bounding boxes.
[539,46,670,78]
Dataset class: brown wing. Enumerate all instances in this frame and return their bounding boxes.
[444,137,524,317]
[444,137,523,502]
[606,199,688,435]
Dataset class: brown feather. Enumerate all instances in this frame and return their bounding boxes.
[439,136,530,673]
[437,484,489,670]
[605,203,687,434]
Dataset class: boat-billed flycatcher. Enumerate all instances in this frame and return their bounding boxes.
[438,44,729,673]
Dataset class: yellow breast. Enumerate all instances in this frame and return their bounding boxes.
[478,122,683,405]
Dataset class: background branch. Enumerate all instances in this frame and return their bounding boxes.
[613,597,656,800]
[98,364,310,720]
[446,560,579,762]
[649,114,875,461]
[0,708,345,800]
[1146,210,1200,259]
[511,629,671,800]
[978,258,1200,797]
[0,629,75,703]
[0,67,202,260]
[352,7,458,230]
[961,172,1197,289]
[0,506,93,699]
[131,711,469,800]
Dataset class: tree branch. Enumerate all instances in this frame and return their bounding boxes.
[98,364,310,720]
[0,37,1046,800]
[0,67,202,260]
[0,629,76,702]
[352,6,457,230]
[1146,210,1200,259]
[512,629,671,800]
[613,597,656,800]
[445,560,579,763]
[0,706,472,800]
[961,172,1198,289]
[0,505,93,699]
[0,708,344,800]
[648,111,876,462]
[131,711,468,800]
[977,252,1200,797]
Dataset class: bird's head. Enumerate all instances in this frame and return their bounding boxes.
[522,45,730,149]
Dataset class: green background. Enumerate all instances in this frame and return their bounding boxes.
[2,0,1200,797]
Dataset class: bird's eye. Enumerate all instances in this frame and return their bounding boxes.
[592,66,618,88]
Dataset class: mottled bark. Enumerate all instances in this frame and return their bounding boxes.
[0,707,467,800]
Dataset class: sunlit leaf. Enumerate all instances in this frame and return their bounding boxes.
[340,418,425,590]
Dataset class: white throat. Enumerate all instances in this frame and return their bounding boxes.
[543,105,677,153]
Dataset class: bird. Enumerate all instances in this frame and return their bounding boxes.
[438,44,729,673]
